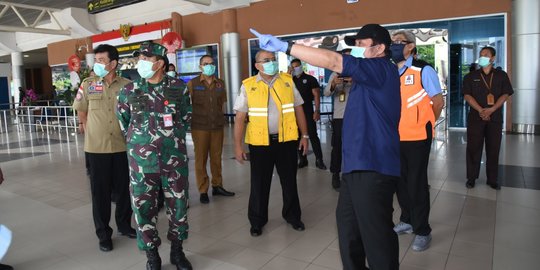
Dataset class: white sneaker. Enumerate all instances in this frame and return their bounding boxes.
[393,222,413,234]
[412,234,432,251]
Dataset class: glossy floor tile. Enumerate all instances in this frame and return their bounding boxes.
[1,125,540,269]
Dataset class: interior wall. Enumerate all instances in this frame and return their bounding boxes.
[48,37,94,66]
[178,0,511,80]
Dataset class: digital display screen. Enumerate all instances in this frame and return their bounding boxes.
[176,47,209,74]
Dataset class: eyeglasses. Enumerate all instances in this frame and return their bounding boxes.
[256,58,276,63]
[392,40,413,45]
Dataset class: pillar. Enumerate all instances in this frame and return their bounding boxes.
[512,0,540,133]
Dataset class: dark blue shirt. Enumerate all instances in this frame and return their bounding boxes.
[340,54,401,177]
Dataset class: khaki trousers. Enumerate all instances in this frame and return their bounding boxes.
[191,129,224,193]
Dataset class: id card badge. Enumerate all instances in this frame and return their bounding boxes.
[339,92,346,102]
[487,94,495,106]
[163,114,173,127]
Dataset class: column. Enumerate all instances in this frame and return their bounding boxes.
[220,9,241,117]
[512,0,540,133]
[11,52,24,106]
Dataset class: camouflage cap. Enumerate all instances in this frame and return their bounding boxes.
[133,41,167,58]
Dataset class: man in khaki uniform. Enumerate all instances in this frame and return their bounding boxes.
[187,55,235,204]
[73,44,135,252]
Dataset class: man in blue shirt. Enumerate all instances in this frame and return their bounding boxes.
[390,30,444,252]
[250,24,401,270]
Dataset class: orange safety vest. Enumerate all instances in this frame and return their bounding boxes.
[398,61,435,141]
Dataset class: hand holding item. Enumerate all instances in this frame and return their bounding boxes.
[250,28,288,53]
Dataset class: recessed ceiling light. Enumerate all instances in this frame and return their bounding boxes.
[23,54,30,57]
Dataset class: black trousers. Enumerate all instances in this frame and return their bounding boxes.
[248,140,301,227]
[87,152,132,241]
[337,171,399,270]
[466,119,503,184]
[395,123,433,236]
[298,112,323,161]
[330,119,343,173]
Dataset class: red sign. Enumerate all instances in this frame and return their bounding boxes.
[162,32,182,53]
[68,55,81,72]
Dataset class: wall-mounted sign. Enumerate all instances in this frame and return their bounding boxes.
[347,0,359,3]
[87,0,146,14]
[120,24,132,41]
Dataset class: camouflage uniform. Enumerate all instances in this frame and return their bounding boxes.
[116,44,192,251]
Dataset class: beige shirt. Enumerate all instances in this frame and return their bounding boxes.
[73,76,131,153]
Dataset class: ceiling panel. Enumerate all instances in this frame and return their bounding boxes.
[0,0,87,26]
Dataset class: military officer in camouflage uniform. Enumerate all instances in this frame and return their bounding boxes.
[116,42,192,270]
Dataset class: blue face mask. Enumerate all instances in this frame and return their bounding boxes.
[202,64,216,76]
[478,56,492,67]
[137,60,157,79]
[262,61,279,76]
[350,46,367,58]
[93,63,109,78]
[390,43,406,63]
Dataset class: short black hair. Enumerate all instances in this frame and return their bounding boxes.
[168,63,176,71]
[291,59,301,65]
[341,48,352,54]
[481,46,496,57]
[94,44,119,62]
[199,54,214,65]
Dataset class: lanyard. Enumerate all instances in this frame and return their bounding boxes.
[480,72,493,94]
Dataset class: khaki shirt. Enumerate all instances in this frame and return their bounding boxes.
[73,76,131,153]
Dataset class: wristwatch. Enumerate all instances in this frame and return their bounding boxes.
[302,135,309,139]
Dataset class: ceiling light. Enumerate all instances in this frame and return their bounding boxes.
[23,54,30,57]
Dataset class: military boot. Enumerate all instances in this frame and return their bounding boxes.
[170,240,192,270]
[146,248,161,270]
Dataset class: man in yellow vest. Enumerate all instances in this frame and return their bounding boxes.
[390,30,444,252]
[233,50,309,237]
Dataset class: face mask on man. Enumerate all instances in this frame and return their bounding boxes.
[202,64,216,76]
[390,43,406,63]
[292,66,303,76]
[166,71,176,77]
[262,61,279,76]
[93,63,109,78]
[137,60,157,79]
[478,56,492,67]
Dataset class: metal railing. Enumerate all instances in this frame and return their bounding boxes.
[0,105,78,134]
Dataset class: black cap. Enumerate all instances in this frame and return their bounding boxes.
[344,24,391,48]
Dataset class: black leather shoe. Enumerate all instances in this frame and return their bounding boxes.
[200,193,209,204]
[332,173,341,189]
[212,186,235,196]
[99,239,113,252]
[298,158,308,168]
[119,228,137,239]
[288,220,305,231]
[315,159,327,170]
[250,226,262,237]
[0,263,14,270]
[488,182,501,190]
[146,249,162,270]
[170,240,193,270]
[466,179,476,189]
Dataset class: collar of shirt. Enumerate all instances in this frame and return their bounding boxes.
[398,56,414,75]
[256,73,278,87]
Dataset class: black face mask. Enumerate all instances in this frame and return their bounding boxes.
[390,43,406,63]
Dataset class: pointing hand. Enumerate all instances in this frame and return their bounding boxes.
[250,28,288,53]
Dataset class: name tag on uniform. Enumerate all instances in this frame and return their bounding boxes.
[163,114,173,127]
[194,86,205,91]
[405,75,414,85]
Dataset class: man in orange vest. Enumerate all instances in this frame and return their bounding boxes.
[390,30,444,252]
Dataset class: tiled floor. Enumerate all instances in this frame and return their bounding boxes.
[1,124,540,269]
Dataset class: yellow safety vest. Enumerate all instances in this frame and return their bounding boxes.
[399,64,436,141]
[243,73,299,146]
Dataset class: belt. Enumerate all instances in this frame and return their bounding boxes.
[269,134,279,141]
